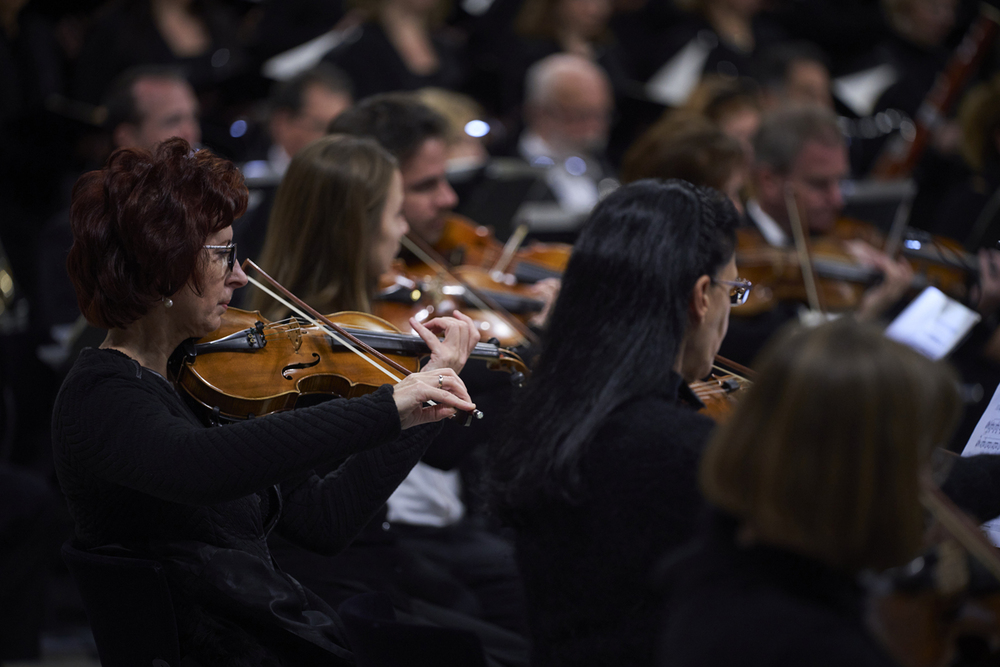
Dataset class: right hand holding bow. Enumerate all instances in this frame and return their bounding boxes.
[392,368,476,429]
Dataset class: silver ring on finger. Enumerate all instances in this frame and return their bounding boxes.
[438,374,444,389]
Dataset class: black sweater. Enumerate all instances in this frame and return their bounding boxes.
[658,512,898,667]
[52,347,438,665]
[511,374,714,667]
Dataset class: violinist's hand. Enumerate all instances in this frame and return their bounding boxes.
[412,310,481,374]
[971,249,1000,316]
[528,278,561,329]
[392,368,476,429]
[845,240,914,322]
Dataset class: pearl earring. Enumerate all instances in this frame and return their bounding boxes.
[163,297,173,308]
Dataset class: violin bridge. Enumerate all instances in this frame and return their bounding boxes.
[286,320,303,352]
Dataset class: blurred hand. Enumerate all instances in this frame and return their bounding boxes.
[528,278,561,329]
[845,240,914,322]
[413,310,481,374]
[971,249,1000,316]
[392,368,475,429]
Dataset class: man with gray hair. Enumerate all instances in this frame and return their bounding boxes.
[748,105,849,238]
[519,54,616,215]
[722,105,914,363]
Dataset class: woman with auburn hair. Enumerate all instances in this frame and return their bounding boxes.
[53,137,480,666]
[489,178,745,667]
[621,112,748,213]
[658,319,960,666]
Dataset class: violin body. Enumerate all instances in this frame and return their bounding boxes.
[174,307,529,422]
[867,480,1000,667]
[373,264,537,348]
[379,215,570,348]
[734,219,976,316]
[175,309,420,420]
[734,226,869,315]
[690,356,755,423]
[434,214,571,282]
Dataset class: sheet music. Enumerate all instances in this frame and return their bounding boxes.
[884,286,980,360]
[961,382,1000,545]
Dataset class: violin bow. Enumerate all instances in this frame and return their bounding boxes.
[489,223,530,276]
[920,478,1000,584]
[401,234,541,348]
[784,185,826,314]
[242,258,484,422]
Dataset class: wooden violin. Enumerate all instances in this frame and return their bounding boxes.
[869,480,1000,667]
[173,261,528,423]
[383,233,547,348]
[433,214,571,283]
[174,307,528,422]
[734,210,978,316]
[373,264,544,349]
[690,355,754,423]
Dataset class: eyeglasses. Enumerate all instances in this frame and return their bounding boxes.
[204,243,237,272]
[713,277,752,306]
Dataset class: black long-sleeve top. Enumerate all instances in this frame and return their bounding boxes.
[52,346,438,663]
[658,511,898,667]
[510,373,714,667]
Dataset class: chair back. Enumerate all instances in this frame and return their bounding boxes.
[61,540,181,667]
[339,592,489,667]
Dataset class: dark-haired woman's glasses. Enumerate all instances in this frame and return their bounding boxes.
[204,243,237,272]
[713,277,752,306]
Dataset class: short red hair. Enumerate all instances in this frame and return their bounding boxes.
[68,138,247,329]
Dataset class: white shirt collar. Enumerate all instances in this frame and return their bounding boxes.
[746,200,790,247]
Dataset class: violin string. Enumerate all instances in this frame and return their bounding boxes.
[690,389,738,398]
[399,235,540,347]
[246,275,403,383]
[711,365,752,382]
[401,236,495,315]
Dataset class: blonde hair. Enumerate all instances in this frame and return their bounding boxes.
[700,319,960,572]
[620,112,746,188]
[682,76,763,126]
[251,135,397,320]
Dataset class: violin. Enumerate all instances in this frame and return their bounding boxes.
[175,307,528,421]
[373,264,543,349]
[868,480,1000,667]
[690,355,754,423]
[734,217,978,316]
[383,233,548,348]
[433,214,571,283]
[173,262,528,423]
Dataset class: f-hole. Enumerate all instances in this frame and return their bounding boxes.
[282,353,321,379]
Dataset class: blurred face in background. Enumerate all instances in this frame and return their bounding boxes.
[117,77,201,150]
[784,60,833,109]
[532,67,613,155]
[270,83,352,158]
[400,138,459,245]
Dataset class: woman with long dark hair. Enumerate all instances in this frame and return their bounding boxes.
[489,178,744,666]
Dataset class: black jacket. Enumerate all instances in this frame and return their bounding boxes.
[511,373,714,667]
[52,347,437,665]
[658,512,898,667]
